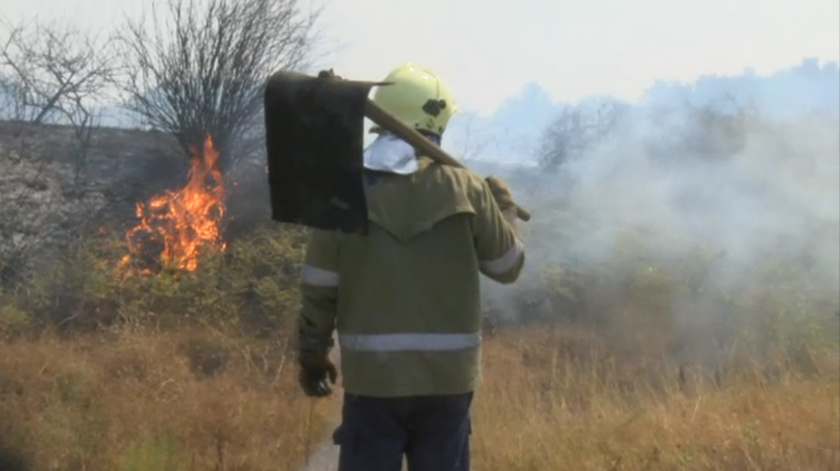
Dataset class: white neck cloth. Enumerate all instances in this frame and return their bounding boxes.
[363,132,420,175]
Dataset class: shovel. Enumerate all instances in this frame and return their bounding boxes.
[263,69,531,235]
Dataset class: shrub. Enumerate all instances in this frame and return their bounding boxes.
[6,222,309,337]
[494,214,839,368]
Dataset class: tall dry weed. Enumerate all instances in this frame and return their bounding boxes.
[0,326,337,471]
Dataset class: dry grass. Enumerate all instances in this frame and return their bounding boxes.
[0,325,338,471]
[0,324,838,471]
[473,327,840,471]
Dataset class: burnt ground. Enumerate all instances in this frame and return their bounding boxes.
[0,120,272,282]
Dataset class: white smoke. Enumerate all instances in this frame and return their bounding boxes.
[558,109,839,286]
[478,60,840,345]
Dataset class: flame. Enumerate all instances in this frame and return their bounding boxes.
[119,135,227,275]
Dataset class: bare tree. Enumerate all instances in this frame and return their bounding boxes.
[0,19,116,128]
[680,95,752,160]
[454,113,495,164]
[538,98,629,172]
[0,19,116,286]
[114,0,320,171]
[644,93,756,164]
[0,18,115,189]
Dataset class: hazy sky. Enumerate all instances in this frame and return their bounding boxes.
[2,0,838,115]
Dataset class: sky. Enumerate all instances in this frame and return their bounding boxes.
[2,0,838,116]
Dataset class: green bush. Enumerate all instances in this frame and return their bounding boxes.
[0,303,31,339]
[6,222,309,337]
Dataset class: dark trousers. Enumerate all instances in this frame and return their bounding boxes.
[332,391,473,471]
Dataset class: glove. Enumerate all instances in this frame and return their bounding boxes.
[298,350,338,398]
[485,176,520,229]
[485,176,515,212]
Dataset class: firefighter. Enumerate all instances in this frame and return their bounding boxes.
[296,61,525,471]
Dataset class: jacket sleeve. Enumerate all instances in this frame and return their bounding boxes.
[471,178,526,284]
[297,229,340,353]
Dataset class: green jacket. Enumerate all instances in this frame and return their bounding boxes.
[297,157,525,397]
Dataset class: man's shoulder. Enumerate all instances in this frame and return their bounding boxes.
[416,158,487,200]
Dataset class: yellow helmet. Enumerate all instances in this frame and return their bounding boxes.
[371,62,459,137]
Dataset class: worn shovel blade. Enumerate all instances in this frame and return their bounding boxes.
[263,71,374,235]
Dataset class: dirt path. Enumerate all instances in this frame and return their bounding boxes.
[299,437,340,471]
[299,442,407,471]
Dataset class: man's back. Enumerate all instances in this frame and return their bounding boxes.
[292,62,526,471]
[299,157,525,398]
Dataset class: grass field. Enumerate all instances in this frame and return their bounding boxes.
[0,202,837,470]
[0,325,338,471]
[471,328,839,471]
[1,323,837,471]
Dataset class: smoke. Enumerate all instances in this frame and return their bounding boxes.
[479,63,840,362]
[556,108,838,288]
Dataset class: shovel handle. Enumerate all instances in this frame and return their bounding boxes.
[364,100,532,222]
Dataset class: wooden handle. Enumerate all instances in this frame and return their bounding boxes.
[364,100,532,222]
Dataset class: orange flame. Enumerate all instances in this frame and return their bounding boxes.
[119,135,227,275]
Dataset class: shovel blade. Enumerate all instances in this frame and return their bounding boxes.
[263,70,375,234]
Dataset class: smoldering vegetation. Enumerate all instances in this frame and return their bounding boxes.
[479,89,840,370]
